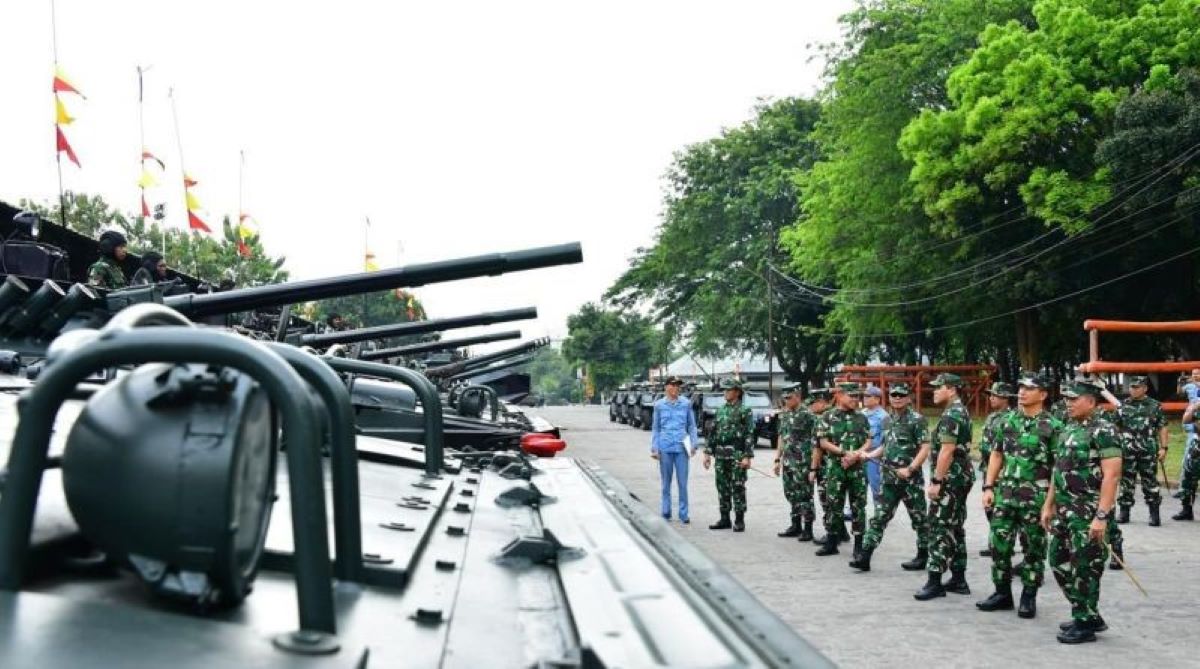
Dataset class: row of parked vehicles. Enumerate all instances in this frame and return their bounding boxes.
[608,383,778,445]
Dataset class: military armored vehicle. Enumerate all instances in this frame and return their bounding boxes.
[692,388,775,446]
[609,387,626,422]
[635,385,663,431]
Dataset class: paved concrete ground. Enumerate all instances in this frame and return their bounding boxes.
[542,406,1198,668]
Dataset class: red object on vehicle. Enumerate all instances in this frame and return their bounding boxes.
[521,433,567,458]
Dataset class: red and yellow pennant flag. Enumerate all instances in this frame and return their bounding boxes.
[52,66,84,97]
[236,213,257,258]
[53,67,83,168]
[55,97,74,125]
[364,251,380,272]
[55,126,80,168]
[182,174,211,233]
[141,149,165,170]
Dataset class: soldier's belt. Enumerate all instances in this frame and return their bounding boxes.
[713,445,740,457]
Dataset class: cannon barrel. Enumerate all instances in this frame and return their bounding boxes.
[300,307,536,347]
[446,352,537,383]
[163,242,583,318]
[358,329,522,361]
[426,337,549,377]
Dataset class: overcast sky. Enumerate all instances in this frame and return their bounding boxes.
[0,0,851,351]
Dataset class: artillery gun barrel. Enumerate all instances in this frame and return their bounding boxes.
[426,337,549,377]
[446,352,537,383]
[163,242,583,318]
[300,307,536,347]
[358,329,522,361]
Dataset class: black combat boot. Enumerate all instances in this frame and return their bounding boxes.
[1117,505,1130,524]
[837,522,852,543]
[1148,503,1161,527]
[975,584,1014,611]
[797,519,814,542]
[709,513,732,530]
[1057,624,1097,644]
[848,546,873,572]
[814,535,840,556]
[914,572,945,601]
[1108,542,1124,571]
[1173,504,1194,521]
[1017,586,1037,619]
[852,535,863,558]
[777,517,801,537]
[901,548,927,571]
[733,512,745,532]
[945,569,970,595]
[1059,616,1107,633]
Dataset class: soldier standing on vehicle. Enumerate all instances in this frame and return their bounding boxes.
[814,382,870,558]
[978,381,1016,557]
[915,373,974,601]
[703,379,755,532]
[977,373,1061,620]
[1043,378,1123,644]
[1115,375,1168,526]
[851,383,930,572]
[87,230,129,289]
[774,384,813,538]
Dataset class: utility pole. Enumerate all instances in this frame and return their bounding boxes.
[766,227,776,403]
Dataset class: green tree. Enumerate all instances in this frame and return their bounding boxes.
[527,346,582,404]
[608,97,837,387]
[561,303,667,393]
[305,288,428,342]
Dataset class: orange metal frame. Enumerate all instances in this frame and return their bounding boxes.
[837,364,996,416]
[1077,319,1200,412]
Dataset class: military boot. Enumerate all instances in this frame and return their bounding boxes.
[979,546,992,557]
[1108,542,1124,571]
[1059,616,1107,633]
[1057,625,1097,644]
[797,519,814,542]
[1148,504,1161,527]
[901,548,927,571]
[733,512,745,532]
[945,569,970,595]
[814,535,840,556]
[852,535,863,558]
[709,513,732,530]
[1017,587,1037,619]
[837,522,852,543]
[975,584,1014,611]
[913,572,945,601]
[1117,505,1130,524]
[1173,504,1194,521]
[848,546,873,572]
[777,517,801,537]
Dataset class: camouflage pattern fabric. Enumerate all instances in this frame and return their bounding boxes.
[1096,410,1125,555]
[706,402,755,514]
[817,408,871,537]
[1049,398,1068,423]
[1181,440,1200,506]
[780,407,818,522]
[1116,396,1166,507]
[989,410,1061,588]
[861,406,929,552]
[927,399,974,574]
[87,257,127,289]
[979,408,1013,473]
[1049,414,1122,623]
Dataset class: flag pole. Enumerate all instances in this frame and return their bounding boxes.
[50,0,67,229]
[168,88,195,274]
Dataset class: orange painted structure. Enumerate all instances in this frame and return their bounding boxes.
[1077,319,1200,412]
[837,364,996,416]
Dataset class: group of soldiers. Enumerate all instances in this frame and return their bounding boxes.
[701,371,1172,645]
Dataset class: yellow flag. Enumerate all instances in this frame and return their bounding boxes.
[185,191,202,212]
[55,97,74,125]
[137,170,157,188]
[364,251,379,272]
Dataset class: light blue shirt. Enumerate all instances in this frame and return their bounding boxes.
[864,405,887,447]
[1185,383,1199,434]
[651,396,699,454]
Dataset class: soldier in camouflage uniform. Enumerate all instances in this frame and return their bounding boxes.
[87,230,129,289]
[978,382,1016,558]
[1049,384,1069,423]
[915,373,975,601]
[850,383,930,572]
[977,373,1061,619]
[1115,375,1168,526]
[703,378,755,532]
[1175,400,1200,521]
[805,389,835,544]
[773,384,820,541]
[1044,378,1123,644]
[814,382,871,557]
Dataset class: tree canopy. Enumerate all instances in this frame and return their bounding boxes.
[561,303,670,393]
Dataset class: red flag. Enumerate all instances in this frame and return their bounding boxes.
[141,193,151,217]
[237,239,251,258]
[52,67,83,97]
[183,174,198,188]
[55,126,80,167]
[141,149,165,170]
[187,210,211,233]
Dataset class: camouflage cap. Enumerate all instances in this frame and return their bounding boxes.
[888,383,912,396]
[806,387,833,404]
[1128,374,1150,387]
[719,378,744,391]
[782,383,803,398]
[1016,372,1049,390]
[1063,377,1107,399]
[928,372,963,388]
[984,381,1016,398]
[835,381,862,394]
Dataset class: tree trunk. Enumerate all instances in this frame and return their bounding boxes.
[1014,311,1040,371]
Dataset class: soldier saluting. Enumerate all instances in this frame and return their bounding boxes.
[773,384,819,541]
[850,383,930,572]
[1042,378,1123,644]
[703,378,755,532]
